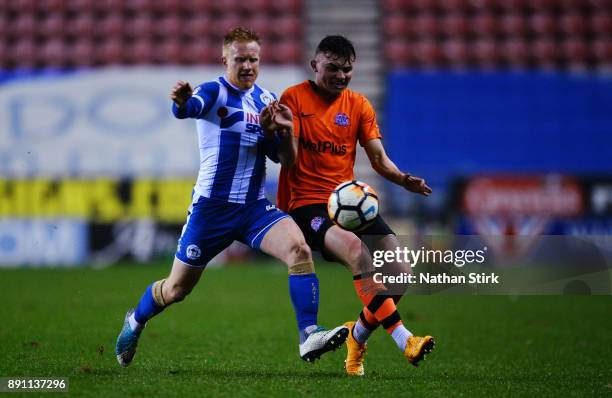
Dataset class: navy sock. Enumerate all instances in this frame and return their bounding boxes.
[134,283,165,324]
[288,273,319,343]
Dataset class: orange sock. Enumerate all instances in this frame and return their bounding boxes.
[361,307,378,326]
[352,273,384,303]
[353,273,404,334]
[360,294,404,327]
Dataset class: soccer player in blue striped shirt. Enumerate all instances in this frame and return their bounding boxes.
[115,28,348,367]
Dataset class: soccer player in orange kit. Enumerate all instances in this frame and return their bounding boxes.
[267,35,435,376]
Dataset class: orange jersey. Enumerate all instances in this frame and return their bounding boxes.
[277,81,381,212]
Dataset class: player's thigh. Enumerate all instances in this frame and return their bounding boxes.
[356,216,406,274]
[365,233,410,275]
[358,215,396,251]
[259,217,311,263]
[323,225,374,275]
[176,196,237,267]
[288,204,335,256]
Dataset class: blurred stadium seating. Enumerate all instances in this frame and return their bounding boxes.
[382,0,612,70]
[3,1,609,71]
[377,0,612,239]
[0,0,303,69]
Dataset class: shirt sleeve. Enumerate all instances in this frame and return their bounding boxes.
[263,135,281,163]
[357,96,382,146]
[172,81,220,119]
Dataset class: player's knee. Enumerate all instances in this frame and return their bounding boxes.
[380,236,410,274]
[294,239,312,263]
[283,234,310,262]
[164,282,193,304]
[392,260,411,275]
[287,240,315,274]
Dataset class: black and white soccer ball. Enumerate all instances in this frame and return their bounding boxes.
[327,180,379,231]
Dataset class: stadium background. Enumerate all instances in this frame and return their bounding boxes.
[0,0,612,395]
[1,0,611,266]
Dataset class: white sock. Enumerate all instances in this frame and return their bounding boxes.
[304,325,318,334]
[391,325,413,351]
[128,313,145,333]
[352,319,371,345]
[300,324,318,344]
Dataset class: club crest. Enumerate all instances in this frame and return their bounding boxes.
[260,93,273,106]
[310,216,324,231]
[334,113,350,127]
[186,244,201,260]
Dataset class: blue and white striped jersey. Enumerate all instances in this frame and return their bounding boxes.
[172,76,278,204]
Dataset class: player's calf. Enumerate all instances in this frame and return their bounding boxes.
[259,218,350,362]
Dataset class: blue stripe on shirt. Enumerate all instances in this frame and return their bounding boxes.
[246,138,267,202]
[220,77,243,110]
[199,82,220,117]
[250,85,266,112]
[220,111,244,129]
[210,130,242,201]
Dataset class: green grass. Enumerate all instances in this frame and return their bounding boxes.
[0,260,611,397]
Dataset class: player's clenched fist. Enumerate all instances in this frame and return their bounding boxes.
[271,102,293,139]
[260,103,277,139]
[260,101,293,139]
[170,81,193,107]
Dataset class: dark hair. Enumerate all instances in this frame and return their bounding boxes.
[223,27,261,47]
[315,35,356,62]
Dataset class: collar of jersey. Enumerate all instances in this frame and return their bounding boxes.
[220,76,255,96]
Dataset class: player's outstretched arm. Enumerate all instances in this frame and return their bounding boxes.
[364,138,432,196]
[170,81,202,119]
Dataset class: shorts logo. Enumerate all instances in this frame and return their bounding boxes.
[334,113,350,127]
[186,244,201,260]
[311,216,324,232]
[266,204,278,211]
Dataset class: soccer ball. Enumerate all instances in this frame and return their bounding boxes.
[327,180,379,231]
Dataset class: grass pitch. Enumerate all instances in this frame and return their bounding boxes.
[0,259,610,397]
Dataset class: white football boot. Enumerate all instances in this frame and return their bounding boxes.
[299,325,349,362]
